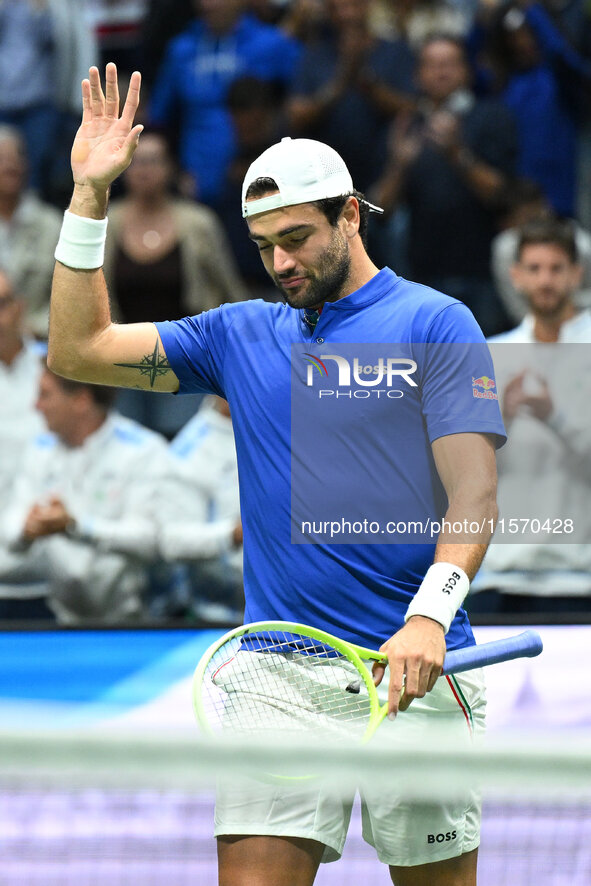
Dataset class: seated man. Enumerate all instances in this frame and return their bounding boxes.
[157,395,243,623]
[0,267,44,499]
[0,267,47,618]
[0,367,169,623]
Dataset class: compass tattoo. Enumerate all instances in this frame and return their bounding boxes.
[114,339,172,388]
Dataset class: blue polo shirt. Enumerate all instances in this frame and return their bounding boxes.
[156,268,505,650]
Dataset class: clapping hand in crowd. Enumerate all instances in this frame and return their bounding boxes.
[502,371,554,424]
[388,111,424,168]
[424,109,462,157]
[23,496,73,542]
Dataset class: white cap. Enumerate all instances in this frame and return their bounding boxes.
[242,137,355,218]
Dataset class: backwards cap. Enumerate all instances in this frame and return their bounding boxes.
[242,137,356,218]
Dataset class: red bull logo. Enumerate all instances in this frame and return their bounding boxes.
[472,375,498,400]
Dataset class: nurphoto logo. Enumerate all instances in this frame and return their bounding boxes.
[304,354,417,399]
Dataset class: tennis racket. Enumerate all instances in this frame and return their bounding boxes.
[193,621,542,745]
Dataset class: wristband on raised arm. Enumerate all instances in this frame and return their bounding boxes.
[54,210,108,270]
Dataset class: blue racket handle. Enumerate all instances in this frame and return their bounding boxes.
[442,630,543,675]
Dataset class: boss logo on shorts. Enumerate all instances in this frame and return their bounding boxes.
[427,831,457,844]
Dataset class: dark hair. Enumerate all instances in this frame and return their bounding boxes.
[516,219,579,264]
[244,177,371,245]
[44,366,118,410]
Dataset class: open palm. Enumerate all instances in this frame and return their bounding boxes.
[72,63,143,190]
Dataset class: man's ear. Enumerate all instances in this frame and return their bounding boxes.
[342,196,360,239]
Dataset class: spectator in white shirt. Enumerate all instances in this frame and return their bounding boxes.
[491,179,591,323]
[0,126,61,337]
[0,268,44,499]
[469,219,591,615]
[0,268,48,618]
[0,367,169,623]
[157,396,243,623]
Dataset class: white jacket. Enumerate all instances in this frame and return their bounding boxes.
[0,412,169,621]
[474,312,591,595]
[0,194,62,337]
[0,340,44,500]
[159,399,242,582]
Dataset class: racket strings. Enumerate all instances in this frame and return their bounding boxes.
[200,631,374,742]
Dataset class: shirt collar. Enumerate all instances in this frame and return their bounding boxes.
[69,413,113,453]
[521,309,591,342]
[299,268,399,329]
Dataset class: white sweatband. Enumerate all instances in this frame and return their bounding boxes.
[404,562,470,634]
[54,210,108,269]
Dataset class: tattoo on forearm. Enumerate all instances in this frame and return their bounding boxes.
[114,339,172,387]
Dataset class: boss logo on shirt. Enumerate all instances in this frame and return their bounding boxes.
[427,831,457,844]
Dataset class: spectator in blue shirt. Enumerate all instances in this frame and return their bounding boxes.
[0,0,96,200]
[475,0,591,218]
[148,0,301,206]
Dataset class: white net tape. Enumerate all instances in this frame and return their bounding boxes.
[1,730,590,886]
[1,729,591,797]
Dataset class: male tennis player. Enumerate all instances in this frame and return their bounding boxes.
[48,65,505,886]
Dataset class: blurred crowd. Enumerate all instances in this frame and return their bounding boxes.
[1,0,590,625]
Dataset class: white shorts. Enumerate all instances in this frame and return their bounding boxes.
[213,653,486,867]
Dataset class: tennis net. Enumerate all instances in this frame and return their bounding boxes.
[1,728,590,886]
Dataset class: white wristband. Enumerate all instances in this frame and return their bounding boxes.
[54,210,108,269]
[404,562,470,634]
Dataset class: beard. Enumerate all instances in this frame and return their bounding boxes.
[273,228,351,309]
[528,287,572,318]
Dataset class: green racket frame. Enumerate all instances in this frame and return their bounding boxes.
[192,620,543,744]
[192,620,388,744]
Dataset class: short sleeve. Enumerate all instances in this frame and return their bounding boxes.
[156,306,232,396]
[416,303,507,447]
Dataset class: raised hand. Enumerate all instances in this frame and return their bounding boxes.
[72,63,143,193]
